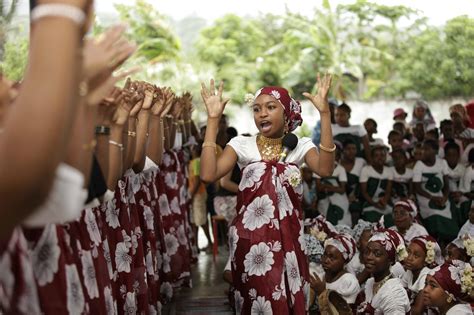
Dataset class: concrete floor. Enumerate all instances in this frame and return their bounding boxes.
[162,246,233,315]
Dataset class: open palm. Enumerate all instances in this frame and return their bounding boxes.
[303,73,333,114]
[200,79,229,118]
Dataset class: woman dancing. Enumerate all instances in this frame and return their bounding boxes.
[200,74,335,314]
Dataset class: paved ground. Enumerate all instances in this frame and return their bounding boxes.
[162,246,233,315]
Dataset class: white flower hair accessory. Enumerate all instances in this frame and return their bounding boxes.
[462,234,474,257]
[425,241,436,264]
[270,90,281,100]
[460,264,473,294]
[245,93,255,106]
[396,244,408,261]
[310,227,327,242]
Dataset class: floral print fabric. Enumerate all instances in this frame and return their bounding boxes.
[230,161,309,314]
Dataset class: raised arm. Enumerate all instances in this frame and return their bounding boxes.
[199,79,237,183]
[0,0,91,231]
[303,73,335,177]
[133,83,153,172]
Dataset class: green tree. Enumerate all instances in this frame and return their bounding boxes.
[1,34,28,80]
[0,0,19,59]
[115,0,180,64]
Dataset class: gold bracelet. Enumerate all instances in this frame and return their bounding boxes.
[319,143,336,153]
[184,120,192,124]
[202,141,217,149]
[109,140,124,151]
[178,120,185,125]
[82,139,97,151]
[127,131,136,137]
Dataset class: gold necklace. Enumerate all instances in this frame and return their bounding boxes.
[256,134,283,161]
[373,273,392,296]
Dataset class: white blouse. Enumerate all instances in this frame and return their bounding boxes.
[325,272,361,304]
[227,135,316,169]
[446,304,473,315]
[23,163,86,227]
[362,277,410,314]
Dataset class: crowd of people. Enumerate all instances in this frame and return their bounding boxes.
[0,1,473,314]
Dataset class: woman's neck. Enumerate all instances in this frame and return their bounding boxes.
[325,268,346,283]
[373,268,391,282]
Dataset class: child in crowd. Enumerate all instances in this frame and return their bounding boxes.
[356,229,410,314]
[347,220,375,284]
[402,235,443,315]
[359,146,393,222]
[309,234,361,309]
[458,205,474,238]
[439,119,464,158]
[390,200,428,243]
[393,121,412,147]
[316,148,351,226]
[408,142,424,169]
[445,237,470,263]
[364,118,385,147]
[332,103,371,163]
[444,141,467,226]
[423,261,473,315]
[413,140,457,243]
[387,130,404,166]
[390,149,414,203]
[409,100,437,131]
[340,139,366,224]
[301,164,318,219]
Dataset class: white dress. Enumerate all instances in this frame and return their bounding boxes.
[347,253,364,276]
[460,166,474,194]
[459,221,474,238]
[446,303,473,315]
[391,223,429,243]
[360,277,410,314]
[325,272,360,304]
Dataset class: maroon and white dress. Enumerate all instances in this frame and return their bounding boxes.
[227,135,316,314]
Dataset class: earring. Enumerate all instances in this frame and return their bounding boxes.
[446,295,453,303]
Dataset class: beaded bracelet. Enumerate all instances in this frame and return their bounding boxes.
[95,125,110,136]
[109,140,124,151]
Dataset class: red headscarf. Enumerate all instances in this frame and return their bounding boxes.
[430,260,473,301]
[254,86,303,132]
[369,229,407,263]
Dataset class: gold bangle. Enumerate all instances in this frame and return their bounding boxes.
[127,131,136,137]
[178,120,185,125]
[319,143,336,153]
[185,120,192,124]
[202,141,217,149]
[82,139,97,151]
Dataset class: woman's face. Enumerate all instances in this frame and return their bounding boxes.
[364,241,391,274]
[422,275,448,308]
[393,205,412,231]
[321,245,346,274]
[252,94,285,138]
[335,108,350,126]
[414,106,426,120]
[405,242,426,272]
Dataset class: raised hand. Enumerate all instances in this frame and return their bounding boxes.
[142,83,155,110]
[160,88,175,118]
[200,79,229,119]
[303,73,333,114]
[83,24,136,81]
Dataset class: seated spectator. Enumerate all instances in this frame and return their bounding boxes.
[364,118,385,147]
[332,103,371,163]
[390,149,414,203]
[359,146,393,223]
[413,140,457,243]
